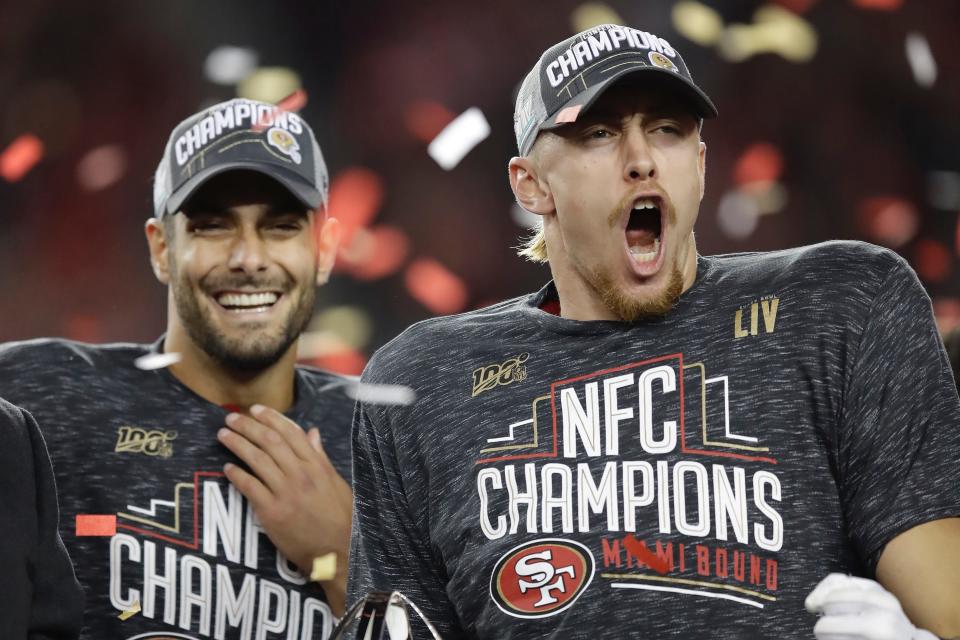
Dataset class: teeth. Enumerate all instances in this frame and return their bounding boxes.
[629,238,660,263]
[633,198,658,210]
[217,292,279,308]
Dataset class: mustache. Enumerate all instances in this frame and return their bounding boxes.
[200,274,291,292]
[607,189,676,229]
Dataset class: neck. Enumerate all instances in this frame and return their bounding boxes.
[163,321,298,412]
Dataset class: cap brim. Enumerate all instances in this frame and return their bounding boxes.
[540,66,718,133]
[160,161,324,218]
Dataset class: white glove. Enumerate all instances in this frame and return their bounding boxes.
[805,573,939,640]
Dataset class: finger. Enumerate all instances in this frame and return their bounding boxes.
[223,462,274,509]
[308,427,322,453]
[224,412,304,474]
[813,611,908,640]
[806,574,890,613]
[250,404,316,463]
[217,425,286,492]
[818,587,903,618]
[807,574,853,612]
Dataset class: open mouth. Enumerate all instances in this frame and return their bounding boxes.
[213,291,282,313]
[625,197,663,263]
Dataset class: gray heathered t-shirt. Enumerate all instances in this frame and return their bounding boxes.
[0,337,354,640]
[348,241,960,639]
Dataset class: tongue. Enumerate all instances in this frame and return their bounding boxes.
[626,229,656,252]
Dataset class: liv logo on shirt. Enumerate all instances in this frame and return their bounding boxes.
[734,296,780,339]
[114,426,178,458]
[490,538,595,619]
[472,353,529,397]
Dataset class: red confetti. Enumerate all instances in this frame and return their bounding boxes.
[914,239,952,283]
[850,0,902,10]
[0,134,44,182]
[76,514,117,537]
[404,258,468,315]
[404,100,456,143]
[309,348,367,376]
[622,534,671,575]
[327,168,384,246]
[347,226,410,281]
[858,196,918,248]
[733,143,783,186]
[251,89,309,133]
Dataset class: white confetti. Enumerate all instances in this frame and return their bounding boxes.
[427,107,490,170]
[204,46,259,85]
[345,382,416,406]
[134,352,182,370]
[905,32,936,88]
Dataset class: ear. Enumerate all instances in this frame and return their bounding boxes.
[145,217,171,285]
[508,156,554,216]
[698,141,707,202]
[314,213,342,286]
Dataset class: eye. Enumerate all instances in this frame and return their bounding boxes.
[188,218,229,234]
[651,123,682,135]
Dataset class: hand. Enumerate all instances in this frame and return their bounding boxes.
[805,574,939,640]
[217,404,353,615]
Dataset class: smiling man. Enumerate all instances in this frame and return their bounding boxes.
[347,24,960,639]
[0,98,353,639]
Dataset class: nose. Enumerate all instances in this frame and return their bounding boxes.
[227,226,269,273]
[622,124,656,182]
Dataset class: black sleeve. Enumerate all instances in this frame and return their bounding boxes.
[347,402,464,637]
[0,400,84,639]
[838,257,960,572]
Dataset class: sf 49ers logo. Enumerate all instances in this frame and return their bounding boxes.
[490,538,594,619]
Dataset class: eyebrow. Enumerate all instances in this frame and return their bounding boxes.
[183,203,309,219]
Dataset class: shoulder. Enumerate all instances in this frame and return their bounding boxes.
[711,240,901,281]
[362,295,530,383]
[708,240,907,300]
[0,337,150,370]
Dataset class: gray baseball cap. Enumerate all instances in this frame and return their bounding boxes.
[514,24,718,156]
[153,97,328,218]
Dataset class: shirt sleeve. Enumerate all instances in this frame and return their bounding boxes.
[0,401,84,639]
[838,256,960,573]
[347,401,464,638]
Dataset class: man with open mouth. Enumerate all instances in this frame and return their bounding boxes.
[347,23,960,639]
[0,98,353,639]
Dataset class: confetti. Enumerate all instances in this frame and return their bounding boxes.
[328,167,384,247]
[717,189,761,240]
[857,197,918,248]
[0,133,44,182]
[672,1,725,46]
[404,258,469,315]
[405,100,456,143]
[251,88,309,133]
[76,514,117,537]
[204,46,259,85]
[570,3,624,32]
[734,143,783,186]
[905,32,936,88]
[345,382,416,406]
[76,144,126,191]
[427,107,490,170]
[118,600,141,621]
[134,352,182,371]
[237,67,301,104]
[310,552,337,582]
[719,6,817,63]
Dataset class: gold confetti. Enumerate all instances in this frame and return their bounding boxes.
[118,600,141,621]
[310,552,338,582]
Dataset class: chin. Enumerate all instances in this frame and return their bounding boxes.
[593,264,684,322]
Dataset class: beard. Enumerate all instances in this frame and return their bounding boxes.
[587,261,684,322]
[169,262,315,372]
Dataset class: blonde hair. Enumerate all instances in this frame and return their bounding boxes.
[517,220,548,263]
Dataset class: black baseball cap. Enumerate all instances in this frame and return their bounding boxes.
[514,24,718,156]
[153,98,328,218]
